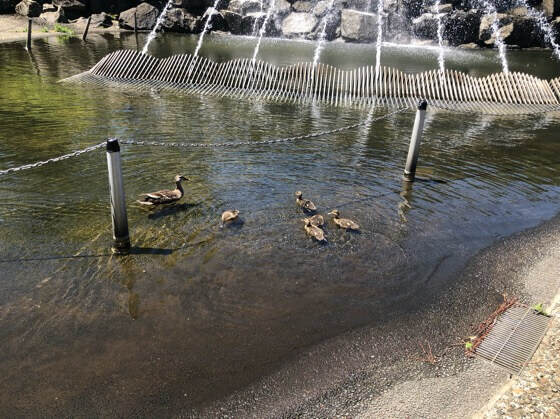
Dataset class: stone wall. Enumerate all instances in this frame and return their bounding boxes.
[6,0,560,49]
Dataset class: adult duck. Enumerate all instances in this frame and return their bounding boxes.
[138,175,189,206]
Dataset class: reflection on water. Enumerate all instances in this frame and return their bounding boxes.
[0,34,559,415]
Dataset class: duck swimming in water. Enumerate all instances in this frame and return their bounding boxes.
[308,214,324,227]
[328,209,360,231]
[221,209,240,225]
[138,175,189,206]
[295,191,317,212]
[302,218,327,242]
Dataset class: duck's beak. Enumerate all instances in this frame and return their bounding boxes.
[327,211,335,216]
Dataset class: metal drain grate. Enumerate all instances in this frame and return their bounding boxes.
[475,306,551,374]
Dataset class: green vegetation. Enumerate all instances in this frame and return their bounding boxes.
[41,27,49,33]
[53,24,74,35]
[465,341,473,350]
[532,303,550,316]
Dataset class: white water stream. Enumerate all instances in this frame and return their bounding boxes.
[141,0,174,54]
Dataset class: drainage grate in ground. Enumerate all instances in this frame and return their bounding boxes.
[475,306,552,374]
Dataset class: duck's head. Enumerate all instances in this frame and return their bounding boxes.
[175,175,189,182]
[231,210,240,217]
[328,209,340,217]
[295,191,303,199]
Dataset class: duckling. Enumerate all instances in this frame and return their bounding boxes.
[308,214,324,227]
[138,175,189,206]
[302,218,327,243]
[295,191,317,212]
[328,209,360,231]
[221,209,240,224]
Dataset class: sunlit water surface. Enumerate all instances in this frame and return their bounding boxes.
[0,33,559,414]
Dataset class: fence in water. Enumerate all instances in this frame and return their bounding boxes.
[61,49,560,115]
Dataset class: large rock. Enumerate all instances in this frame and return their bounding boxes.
[162,8,201,32]
[282,12,317,37]
[412,12,438,39]
[201,7,228,32]
[222,9,243,33]
[52,0,86,19]
[40,7,68,23]
[0,0,19,13]
[479,13,513,46]
[119,3,159,30]
[292,1,313,12]
[341,9,377,42]
[442,10,481,46]
[507,16,545,47]
[173,0,221,13]
[242,12,265,35]
[15,0,41,17]
[275,0,291,16]
[228,0,261,14]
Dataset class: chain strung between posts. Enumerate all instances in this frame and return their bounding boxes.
[119,107,409,148]
[0,108,408,176]
[0,142,106,176]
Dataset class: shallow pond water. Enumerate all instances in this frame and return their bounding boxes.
[0,33,559,414]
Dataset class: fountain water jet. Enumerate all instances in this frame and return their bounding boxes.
[516,0,560,60]
[434,0,445,73]
[479,0,509,73]
[252,0,265,37]
[141,0,174,54]
[312,0,336,70]
[193,0,222,57]
[251,0,275,65]
[374,0,384,80]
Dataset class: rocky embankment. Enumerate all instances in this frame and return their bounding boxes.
[2,0,560,48]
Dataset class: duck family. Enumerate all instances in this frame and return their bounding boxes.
[139,175,360,243]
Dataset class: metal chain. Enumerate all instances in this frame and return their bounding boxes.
[0,108,408,176]
[0,142,106,176]
[119,107,409,148]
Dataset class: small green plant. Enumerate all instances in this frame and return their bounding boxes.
[532,303,550,316]
[53,24,74,35]
[465,341,473,351]
[41,27,49,33]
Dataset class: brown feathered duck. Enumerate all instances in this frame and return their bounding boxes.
[295,191,317,212]
[138,175,189,206]
[328,209,360,231]
[302,218,327,242]
[308,214,324,227]
[221,209,240,226]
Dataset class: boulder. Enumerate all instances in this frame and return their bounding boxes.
[119,3,159,30]
[228,0,261,14]
[40,7,67,23]
[340,9,376,42]
[52,0,86,19]
[0,0,19,14]
[15,0,41,17]
[442,9,481,46]
[75,12,112,27]
[162,8,201,32]
[428,3,452,13]
[479,13,513,46]
[275,0,291,15]
[507,16,545,47]
[42,3,57,12]
[201,7,228,32]
[242,11,266,35]
[412,12,437,39]
[173,0,221,13]
[282,12,317,37]
[292,1,313,12]
[313,0,329,17]
[222,9,243,33]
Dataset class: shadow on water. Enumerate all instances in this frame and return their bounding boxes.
[145,202,200,220]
